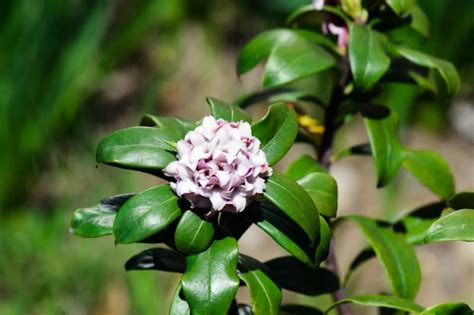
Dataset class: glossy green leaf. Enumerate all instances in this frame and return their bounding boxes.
[70,193,134,238]
[96,127,177,172]
[181,237,239,315]
[263,36,335,88]
[285,154,326,181]
[169,284,190,315]
[237,29,336,76]
[386,0,414,15]
[252,103,298,165]
[348,24,390,89]
[340,216,421,299]
[364,113,405,187]
[175,210,214,254]
[125,248,186,273]
[315,216,331,265]
[140,115,195,139]
[245,201,315,266]
[449,192,474,210]
[297,172,338,217]
[424,209,474,243]
[238,255,281,315]
[420,302,473,315]
[403,149,455,200]
[399,202,446,245]
[394,46,461,97]
[265,173,319,244]
[325,294,424,314]
[266,256,339,296]
[281,304,323,315]
[113,185,182,244]
[206,97,251,123]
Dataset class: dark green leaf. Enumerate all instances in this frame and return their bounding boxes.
[175,210,214,254]
[281,304,323,315]
[403,149,455,200]
[263,37,335,88]
[140,115,195,139]
[70,193,134,238]
[399,202,446,245]
[334,143,372,160]
[286,4,347,27]
[364,113,405,187]
[339,216,421,299]
[424,209,474,243]
[297,172,338,217]
[206,97,251,123]
[252,103,298,165]
[265,173,320,244]
[394,46,461,97]
[285,155,326,181]
[245,201,315,266]
[169,284,190,315]
[349,24,391,89]
[386,0,414,15]
[96,127,177,173]
[182,237,240,315]
[420,302,473,315]
[325,294,424,314]
[238,255,281,315]
[124,247,186,273]
[448,192,474,210]
[265,256,339,296]
[315,216,331,265]
[113,185,182,244]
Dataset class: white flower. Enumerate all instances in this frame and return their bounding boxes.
[163,116,272,214]
[313,0,325,10]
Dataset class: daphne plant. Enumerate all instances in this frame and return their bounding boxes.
[71,0,473,314]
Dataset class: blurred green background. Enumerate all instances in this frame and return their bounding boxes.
[0,0,473,314]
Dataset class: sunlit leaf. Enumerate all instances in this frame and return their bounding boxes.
[207,97,251,123]
[175,210,214,254]
[140,115,196,139]
[285,155,326,180]
[325,294,424,314]
[297,172,338,217]
[420,302,473,315]
[424,209,474,243]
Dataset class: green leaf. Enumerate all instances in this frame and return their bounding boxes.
[420,302,473,315]
[339,216,421,299]
[394,46,461,97]
[281,304,323,315]
[386,0,414,15]
[410,4,429,37]
[399,202,446,245]
[245,201,315,266]
[237,29,336,76]
[125,248,186,273]
[297,173,338,217]
[265,174,320,244]
[238,256,282,315]
[252,103,298,165]
[70,193,134,238]
[113,185,182,244]
[348,24,391,89]
[96,127,177,173]
[325,294,424,314]
[263,37,335,88]
[265,256,339,296]
[449,192,474,210]
[140,115,195,139]
[424,209,474,243]
[315,216,331,265]
[181,237,239,315]
[285,155,326,181]
[206,97,251,123]
[364,113,405,187]
[169,284,191,315]
[403,149,455,200]
[175,210,214,254]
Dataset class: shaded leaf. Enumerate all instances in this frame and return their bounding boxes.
[448,192,474,210]
[315,216,331,265]
[182,237,240,315]
[140,115,195,139]
[113,185,182,244]
[175,210,214,254]
[281,304,324,315]
[285,154,326,181]
[325,294,424,314]
[349,24,391,89]
[297,172,338,217]
[265,256,339,296]
[125,247,186,273]
[425,209,474,243]
[252,103,298,165]
[70,193,134,238]
[420,302,473,315]
[207,97,251,123]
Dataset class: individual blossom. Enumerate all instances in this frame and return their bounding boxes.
[314,0,349,50]
[163,116,272,214]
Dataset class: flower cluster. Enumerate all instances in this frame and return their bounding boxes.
[164,116,272,214]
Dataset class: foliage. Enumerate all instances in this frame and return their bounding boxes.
[71,1,473,314]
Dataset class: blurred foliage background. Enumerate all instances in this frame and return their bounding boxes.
[0,0,472,314]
